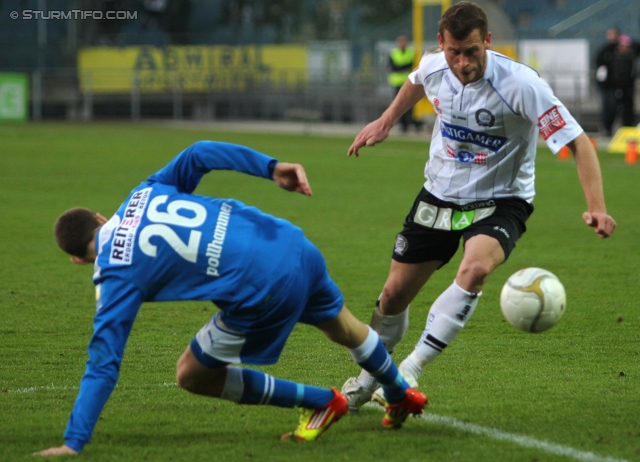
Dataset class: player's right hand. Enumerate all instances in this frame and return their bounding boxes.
[348,119,391,157]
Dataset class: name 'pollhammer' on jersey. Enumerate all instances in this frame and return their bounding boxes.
[409,49,583,205]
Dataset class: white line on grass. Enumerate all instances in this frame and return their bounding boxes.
[3,382,178,394]
[4,383,627,462]
[421,413,627,462]
[3,383,74,394]
[365,403,627,462]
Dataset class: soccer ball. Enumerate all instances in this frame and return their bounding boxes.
[500,268,566,333]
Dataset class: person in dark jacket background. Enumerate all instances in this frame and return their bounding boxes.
[596,29,639,135]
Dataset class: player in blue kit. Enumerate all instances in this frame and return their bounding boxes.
[35,141,427,456]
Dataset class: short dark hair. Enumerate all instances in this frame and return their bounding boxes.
[54,207,100,258]
[439,2,488,41]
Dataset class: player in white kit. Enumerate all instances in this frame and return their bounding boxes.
[341,1,616,410]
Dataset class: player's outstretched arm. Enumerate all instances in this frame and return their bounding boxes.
[33,445,78,456]
[567,132,616,238]
[272,162,312,196]
[348,81,425,157]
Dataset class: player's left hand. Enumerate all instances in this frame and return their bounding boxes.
[582,211,616,238]
[33,445,78,456]
[273,162,312,196]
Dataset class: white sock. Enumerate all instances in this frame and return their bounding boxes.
[220,366,244,403]
[369,304,409,354]
[356,298,409,390]
[408,280,481,374]
[356,368,378,390]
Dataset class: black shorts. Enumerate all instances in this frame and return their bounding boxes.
[392,188,534,266]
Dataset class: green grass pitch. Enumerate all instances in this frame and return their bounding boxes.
[0,122,638,461]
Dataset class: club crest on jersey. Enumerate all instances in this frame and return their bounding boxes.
[440,121,507,152]
[475,109,495,127]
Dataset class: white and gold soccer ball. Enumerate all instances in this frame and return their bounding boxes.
[500,268,566,333]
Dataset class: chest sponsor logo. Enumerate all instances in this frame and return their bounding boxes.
[538,106,566,140]
[109,187,151,265]
[440,121,507,152]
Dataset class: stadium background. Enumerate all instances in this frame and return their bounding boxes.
[1,0,639,131]
[2,2,640,461]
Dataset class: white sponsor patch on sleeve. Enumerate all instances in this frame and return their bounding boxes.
[109,187,152,265]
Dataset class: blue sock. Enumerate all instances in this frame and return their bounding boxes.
[350,328,409,404]
[238,368,334,409]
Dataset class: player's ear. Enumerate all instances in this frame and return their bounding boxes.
[95,213,108,224]
[70,256,92,265]
[484,31,492,49]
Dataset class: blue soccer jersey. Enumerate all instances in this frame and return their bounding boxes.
[63,141,307,451]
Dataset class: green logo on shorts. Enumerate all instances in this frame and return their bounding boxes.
[452,210,475,230]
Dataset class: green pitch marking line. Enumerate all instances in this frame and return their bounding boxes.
[4,384,628,462]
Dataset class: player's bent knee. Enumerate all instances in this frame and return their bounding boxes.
[175,347,225,395]
[458,260,492,286]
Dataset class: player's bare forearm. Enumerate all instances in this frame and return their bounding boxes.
[568,132,616,238]
[272,162,312,196]
[33,445,78,456]
[348,81,424,157]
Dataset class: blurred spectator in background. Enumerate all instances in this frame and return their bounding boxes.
[596,27,621,136]
[314,2,331,40]
[596,29,640,135]
[327,0,346,40]
[609,34,639,129]
[388,35,421,132]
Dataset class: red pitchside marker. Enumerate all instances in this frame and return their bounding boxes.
[558,146,571,160]
[625,139,638,165]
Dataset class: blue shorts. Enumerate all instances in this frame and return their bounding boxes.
[191,236,344,367]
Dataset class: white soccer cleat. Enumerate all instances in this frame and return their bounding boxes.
[341,377,375,412]
[371,366,419,407]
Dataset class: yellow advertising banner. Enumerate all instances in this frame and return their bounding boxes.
[78,45,308,93]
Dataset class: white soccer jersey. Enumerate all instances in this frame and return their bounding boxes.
[408,50,583,205]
